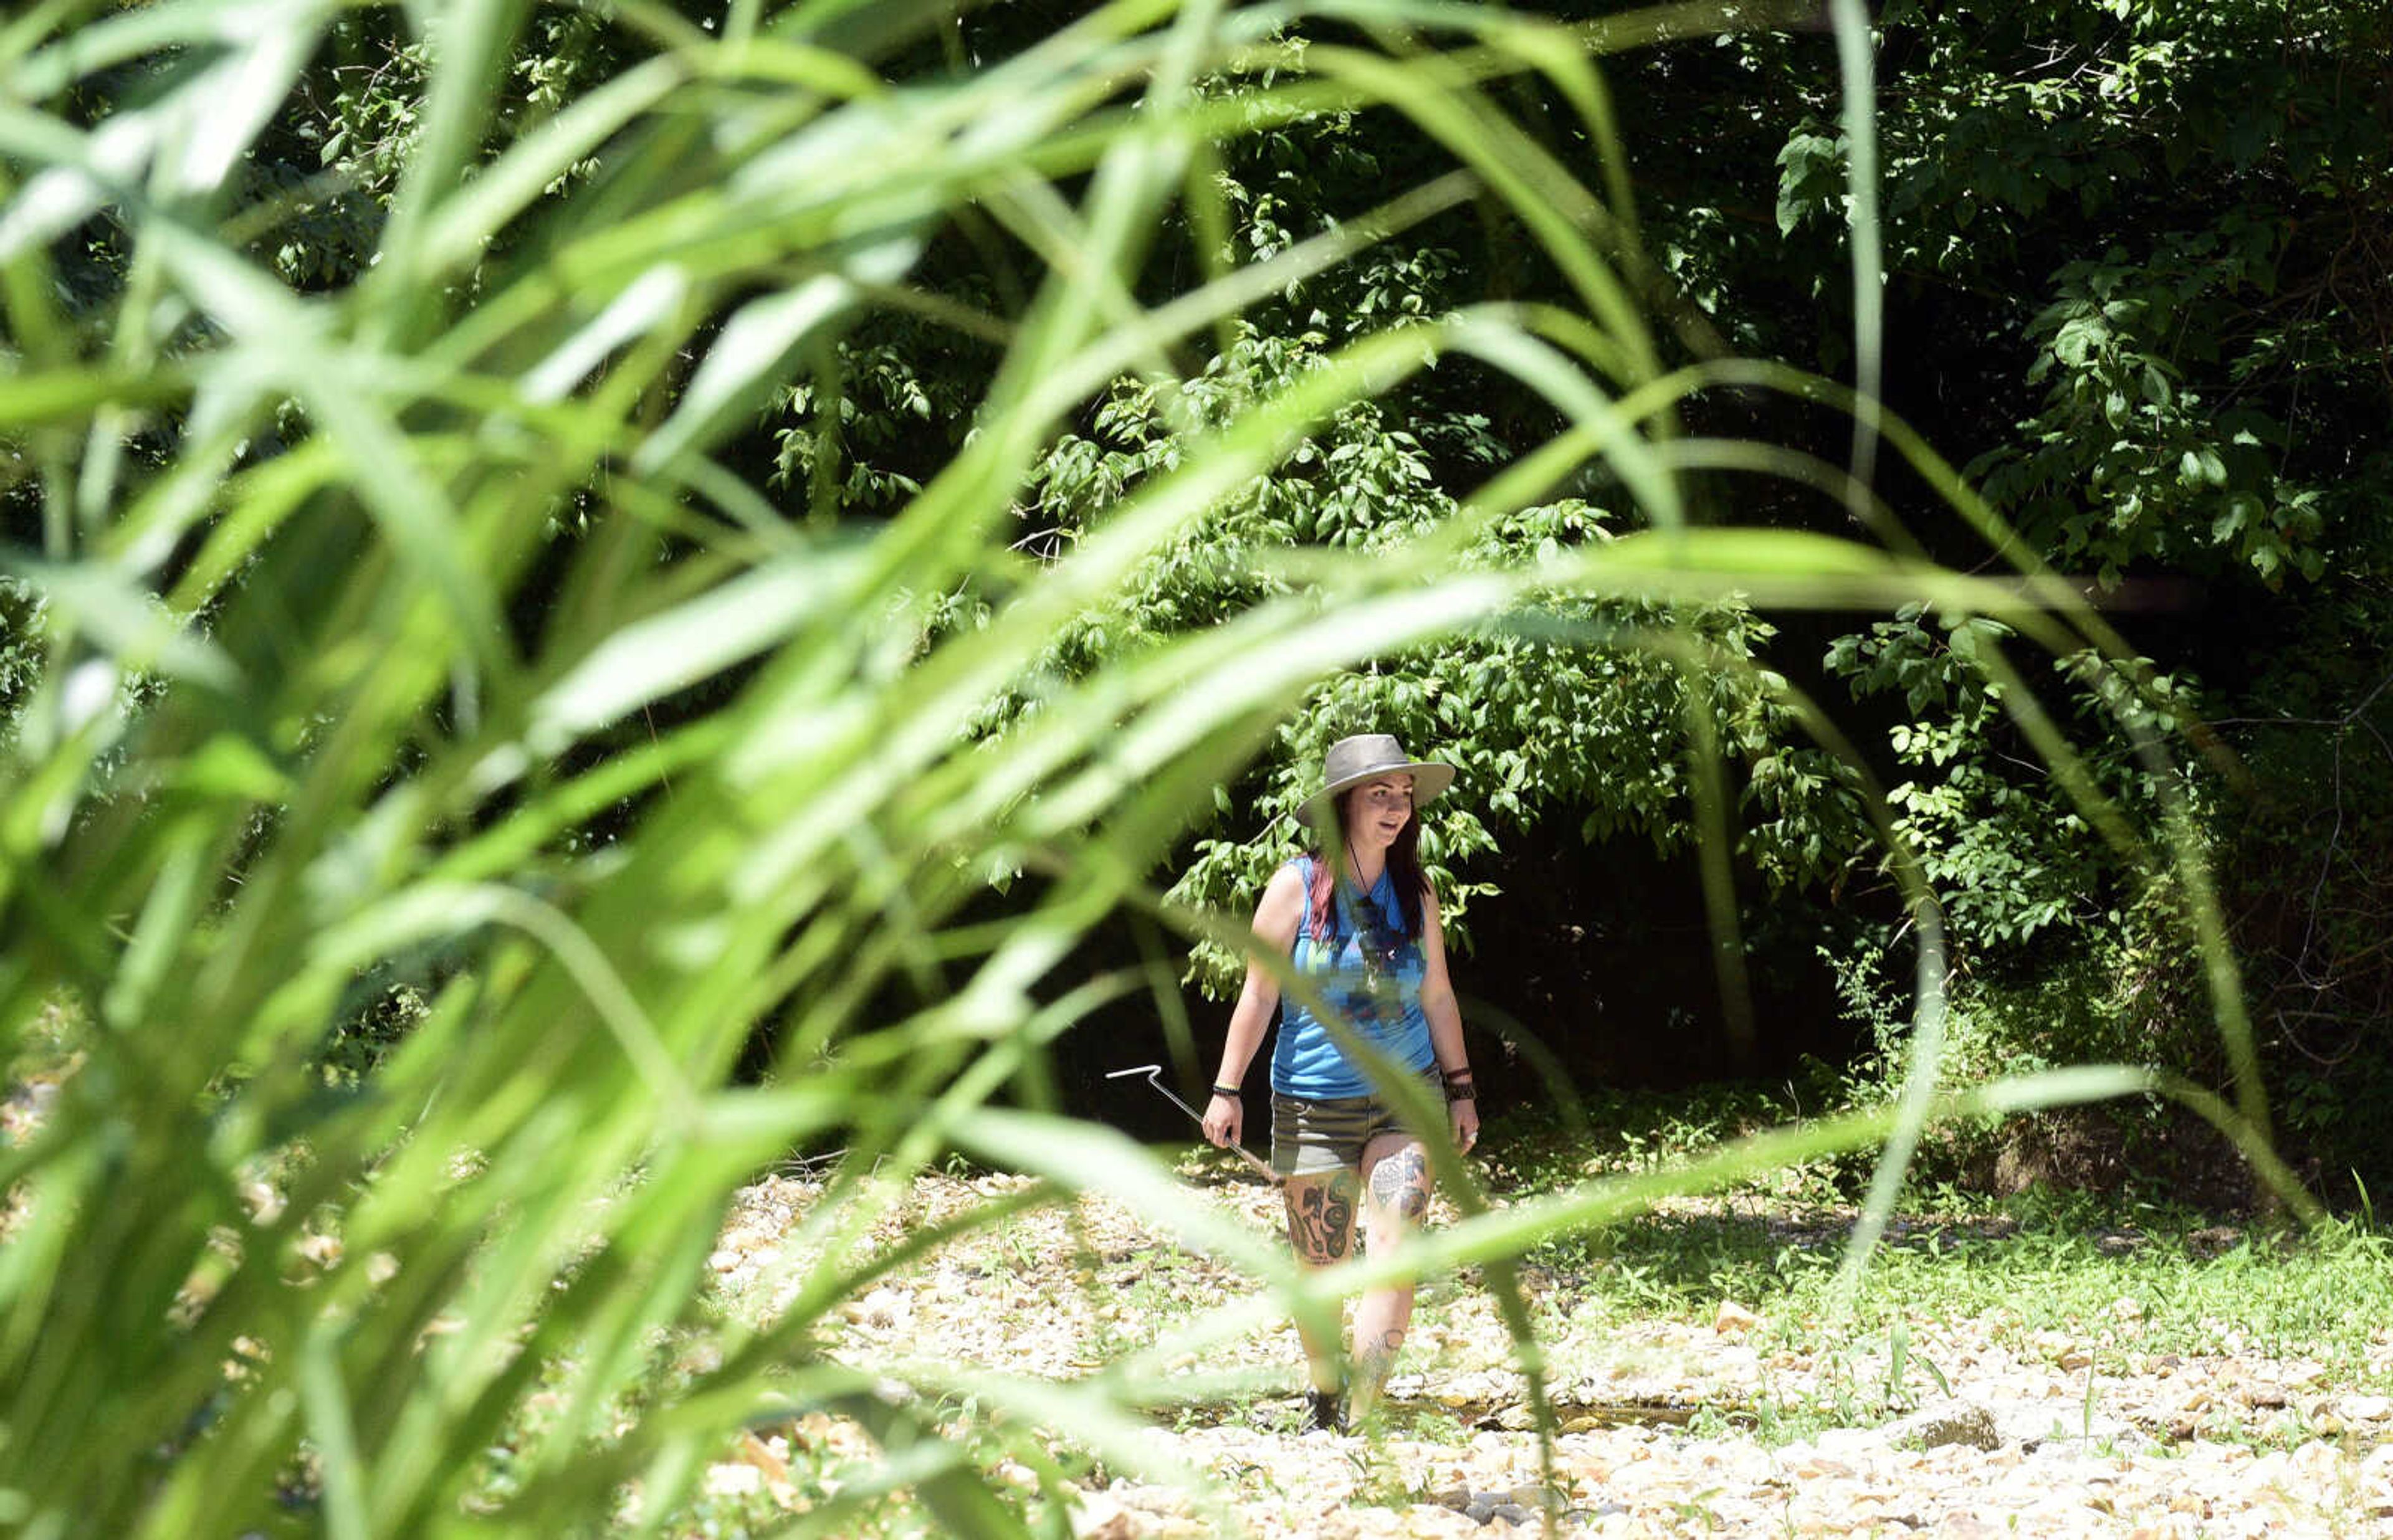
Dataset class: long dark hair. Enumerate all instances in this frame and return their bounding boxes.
[1306,787,1429,943]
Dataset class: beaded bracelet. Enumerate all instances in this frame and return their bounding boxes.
[1210,1083,1241,1098]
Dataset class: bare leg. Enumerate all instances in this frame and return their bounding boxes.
[1350,1133,1432,1421]
[1281,1171,1359,1397]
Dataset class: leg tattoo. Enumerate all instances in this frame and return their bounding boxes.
[1357,1326,1405,1384]
[1285,1174,1359,1265]
[1368,1145,1430,1215]
[1353,1326,1405,1416]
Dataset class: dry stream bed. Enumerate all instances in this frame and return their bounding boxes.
[687,1159,2393,1539]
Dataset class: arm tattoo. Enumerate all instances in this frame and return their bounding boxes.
[1286,1175,1357,1264]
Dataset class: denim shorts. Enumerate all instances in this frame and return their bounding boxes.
[1269,1071,1439,1177]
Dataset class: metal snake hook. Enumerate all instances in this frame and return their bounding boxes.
[1104,1064,1281,1184]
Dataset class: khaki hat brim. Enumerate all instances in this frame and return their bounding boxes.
[1287,759,1456,830]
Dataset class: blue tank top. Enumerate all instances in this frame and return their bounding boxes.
[1270,855,1435,1099]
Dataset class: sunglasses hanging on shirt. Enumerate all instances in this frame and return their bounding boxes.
[1334,883,1410,996]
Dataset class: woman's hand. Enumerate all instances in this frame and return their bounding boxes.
[1449,1088,1479,1153]
[1202,1092,1243,1149]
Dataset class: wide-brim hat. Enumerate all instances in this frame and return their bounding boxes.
[1288,733,1457,828]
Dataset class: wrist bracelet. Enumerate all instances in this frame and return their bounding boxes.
[1445,1086,1476,1103]
[1210,1083,1241,1098]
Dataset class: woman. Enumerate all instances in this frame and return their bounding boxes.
[1201,732,1481,1433]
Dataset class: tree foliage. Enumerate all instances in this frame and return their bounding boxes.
[23,5,2133,1534]
[1780,0,2393,1184]
[2,1,2379,1534]
[708,0,2393,1187]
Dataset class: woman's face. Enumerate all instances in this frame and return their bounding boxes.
[1344,772,1415,853]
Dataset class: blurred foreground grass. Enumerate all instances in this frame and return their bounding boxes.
[0,0,2314,1535]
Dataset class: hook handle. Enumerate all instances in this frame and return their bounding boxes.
[1105,1063,1280,1184]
